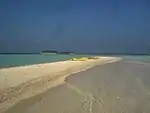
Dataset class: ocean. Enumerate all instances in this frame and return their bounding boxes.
[0,54,92,68]
[121,55,150,62]
[0,54,150,68]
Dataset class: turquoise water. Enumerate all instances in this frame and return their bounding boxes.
[0,54,150,68]
[121,55,150,62]
[0,54,93,68]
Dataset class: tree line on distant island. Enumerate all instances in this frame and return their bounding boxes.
[41,50,75,55]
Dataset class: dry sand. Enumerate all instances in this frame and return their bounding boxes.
[0,57,120,113]
[4,59,150,113]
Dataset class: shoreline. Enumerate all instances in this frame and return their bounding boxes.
[0,57,121,113]
[0,60,72,70]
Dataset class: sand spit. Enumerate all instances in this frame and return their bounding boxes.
[0,57,121,113]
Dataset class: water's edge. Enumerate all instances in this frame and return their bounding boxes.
[0,58,121,113]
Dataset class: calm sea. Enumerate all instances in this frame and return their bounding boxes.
[0,54,150,68]
[0,54,93,68]
[121,55,150,62]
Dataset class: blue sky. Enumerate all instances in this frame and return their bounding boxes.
[0,0,150,53]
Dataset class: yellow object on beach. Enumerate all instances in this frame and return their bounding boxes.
[71,57,89,61]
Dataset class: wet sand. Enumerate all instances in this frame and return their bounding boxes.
[4,60,150,113]
[0,57,120,112]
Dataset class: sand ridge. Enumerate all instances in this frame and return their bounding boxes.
[0,57,121,113]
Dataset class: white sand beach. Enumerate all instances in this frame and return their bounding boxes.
[0,57,120,113]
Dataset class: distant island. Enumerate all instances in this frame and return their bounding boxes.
[58,52,75,55]
[40,50,75,55]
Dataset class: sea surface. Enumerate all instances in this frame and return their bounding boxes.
[0,54,150,68]
[0,54,93,68]
[122,55,150,62]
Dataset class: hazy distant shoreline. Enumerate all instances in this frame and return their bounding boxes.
[0,52,149,55]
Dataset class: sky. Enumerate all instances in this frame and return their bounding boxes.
[0,0,150,53]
